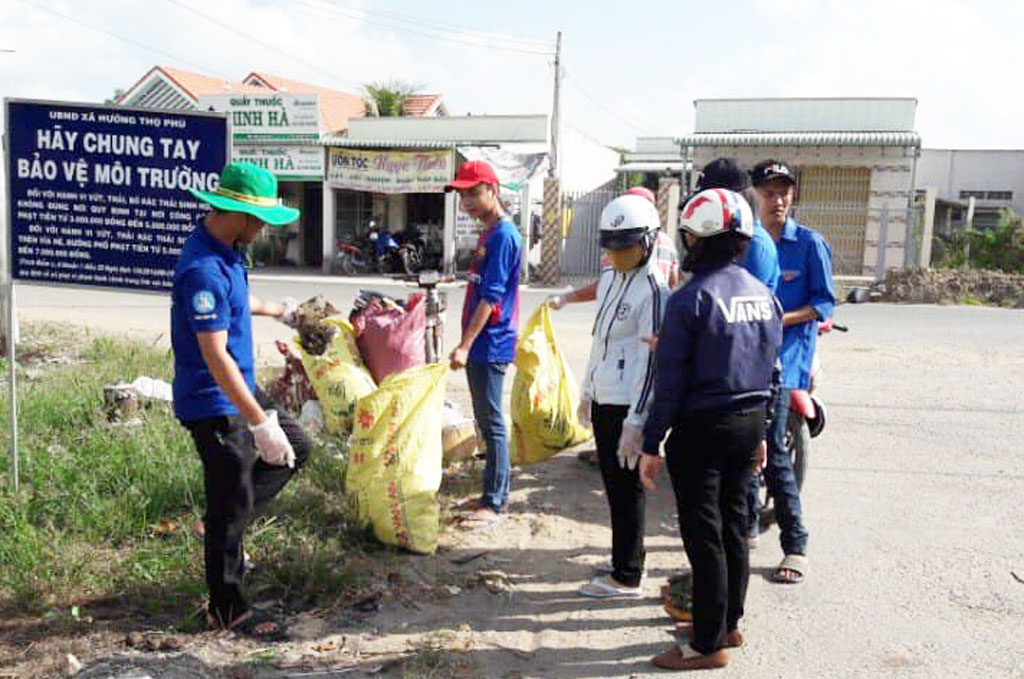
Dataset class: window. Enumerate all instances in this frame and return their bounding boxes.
[986,191,1013,201]
[959,190,986,200]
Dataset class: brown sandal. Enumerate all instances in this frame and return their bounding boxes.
[673,622,744,648]
[652,644,729,671]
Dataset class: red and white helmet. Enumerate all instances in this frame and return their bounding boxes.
[679,188,754,239]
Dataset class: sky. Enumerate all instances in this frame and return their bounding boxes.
[1,0,1022,150]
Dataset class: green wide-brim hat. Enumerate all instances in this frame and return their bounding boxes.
[188,161,300,226]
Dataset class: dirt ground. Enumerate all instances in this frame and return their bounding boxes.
[5,284,1024,678]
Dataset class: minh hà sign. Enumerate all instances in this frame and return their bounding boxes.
[198,93,319,141]
[233,144,324,180]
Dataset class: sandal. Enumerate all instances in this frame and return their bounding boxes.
[652,643,729,671]
[459,507,504,531]
[578,575,643,599]
[208,610,288,642]
[673,623,744,648]
[773,553,808,584]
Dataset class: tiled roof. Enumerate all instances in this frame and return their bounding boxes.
[118,65,265,104]
[402,94,444,117]
[244,72,367,133]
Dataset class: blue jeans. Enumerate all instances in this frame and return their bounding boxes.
[466,362,510,512]
[748,388,808,555]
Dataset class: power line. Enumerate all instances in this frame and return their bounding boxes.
[13,0,233,79]
[162,0,363,91]
[307,0,553,49]
[282,0,555,56]
[563,69,658,138]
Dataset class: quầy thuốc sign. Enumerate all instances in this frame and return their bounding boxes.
[233,144,324,180]
[198,93,319,141]
[5,99,228,292]
[327,148,452,194]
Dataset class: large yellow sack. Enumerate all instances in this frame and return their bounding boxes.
[511,305,591,465]
[300,317,376,435]
[345,363,448,554]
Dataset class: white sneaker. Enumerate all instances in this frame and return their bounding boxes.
[578,575,643,599]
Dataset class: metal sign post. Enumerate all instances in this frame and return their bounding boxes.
[6,281,16,491]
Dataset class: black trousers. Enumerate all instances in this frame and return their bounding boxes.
[184,390,312,624]
[592,403,646,588]
[665,406,764,655]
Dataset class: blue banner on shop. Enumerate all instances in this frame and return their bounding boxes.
[5,99,228,292]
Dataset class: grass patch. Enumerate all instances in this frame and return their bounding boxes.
[0,322,372,626]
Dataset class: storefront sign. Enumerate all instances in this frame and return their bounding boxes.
[5,99,228,292]
[328,148,452,194]
[198,93,319,140]
[233,144,324,180]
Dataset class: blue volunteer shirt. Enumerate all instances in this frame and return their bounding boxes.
[741,223,780,294]
[643,264,783,454]
[461,216,522,364]
[772,217,836,390]
[171,221,255,422]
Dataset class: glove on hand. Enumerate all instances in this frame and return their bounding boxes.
[278,297,299,327]
[577,397,592,429]
[616,424,643,471]
[547,293,569,310]
[249,410,296,468]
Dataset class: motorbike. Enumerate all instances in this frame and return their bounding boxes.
[757,318,848,527]
[331,237,374,275]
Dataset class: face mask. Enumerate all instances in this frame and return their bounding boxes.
[606,245,643,272]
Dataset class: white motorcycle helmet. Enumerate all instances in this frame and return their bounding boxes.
[679,188,755,240]
[598,194,660,256]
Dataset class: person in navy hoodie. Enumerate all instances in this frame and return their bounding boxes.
[640,188,782,671]
[748,159,835,584]
[446,161,522,529]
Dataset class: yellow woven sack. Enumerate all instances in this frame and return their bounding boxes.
[510,305,591,465]
[300,317,376,435]
[345,363,448,554]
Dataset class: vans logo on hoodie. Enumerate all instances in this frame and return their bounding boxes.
[715,295,774,324]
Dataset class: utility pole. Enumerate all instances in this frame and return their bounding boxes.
[549,31,562,179]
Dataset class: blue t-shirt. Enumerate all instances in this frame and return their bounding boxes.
[741,223,780,294]
[772,217,836,390]
[171,222,255,422]
[461,216,522,364]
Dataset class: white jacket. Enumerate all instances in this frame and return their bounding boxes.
[581,257,669,428]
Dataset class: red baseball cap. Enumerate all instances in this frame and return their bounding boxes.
[445,160,499,191]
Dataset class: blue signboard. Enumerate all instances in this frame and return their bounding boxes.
[5,99,228,292]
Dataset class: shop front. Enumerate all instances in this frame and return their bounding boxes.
[323,144,453,272]
[198,92,325,267]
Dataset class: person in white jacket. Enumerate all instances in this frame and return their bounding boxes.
[577,194,669,599]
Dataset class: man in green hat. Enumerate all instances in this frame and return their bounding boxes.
[171,161,310,637]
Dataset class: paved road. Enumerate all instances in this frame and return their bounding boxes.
[13,277,1024,677]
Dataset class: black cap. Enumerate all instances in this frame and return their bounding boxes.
[750,159,796,187]
[696,158,749,192]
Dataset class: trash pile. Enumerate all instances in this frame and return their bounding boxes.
[264,293,462,554]
[867,268,1024,307]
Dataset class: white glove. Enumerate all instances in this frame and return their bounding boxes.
[249,410,296,468]
[577,397,592,429]
[547,292,569,310]
[616,424,643,471]
[278,297,299,327]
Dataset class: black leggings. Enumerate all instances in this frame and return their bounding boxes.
[185,390,312,624]
[592,403,646,587]
[665,406,764,654]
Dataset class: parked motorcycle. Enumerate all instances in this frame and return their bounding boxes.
[331,237,374,275]
[757,318,847,527]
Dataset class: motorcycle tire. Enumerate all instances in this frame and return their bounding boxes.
[400,248,422,276]
[757,415,809,528]
[334,252,355,276]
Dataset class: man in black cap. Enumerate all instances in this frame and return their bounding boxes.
[748,159,835,585]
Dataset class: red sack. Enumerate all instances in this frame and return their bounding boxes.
[355,292,426,383]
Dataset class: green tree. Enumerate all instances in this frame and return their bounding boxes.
[362,79,421,117]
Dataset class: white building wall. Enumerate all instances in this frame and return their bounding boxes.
[916,149,1024,216]
[558,126,619,193]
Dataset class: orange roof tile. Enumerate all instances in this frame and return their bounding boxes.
[244,72,367,133]
[402,94,444,117]
[119,65,265,104]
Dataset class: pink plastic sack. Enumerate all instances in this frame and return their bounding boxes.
[355,292,426,383]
